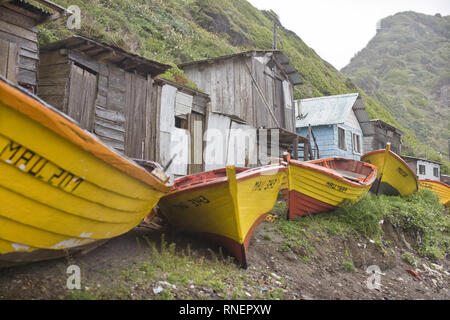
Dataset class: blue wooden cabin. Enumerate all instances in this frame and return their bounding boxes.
[294,93,370,160]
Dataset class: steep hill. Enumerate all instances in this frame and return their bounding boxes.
[342,11,449,163]
[37,1,446,168]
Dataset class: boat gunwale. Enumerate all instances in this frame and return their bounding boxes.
[419,179,450,188]
[0,76,171,193]
[289,157,377,188]
[162,164,287,200]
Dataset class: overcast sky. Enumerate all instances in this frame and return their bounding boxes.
[248,0,450,70]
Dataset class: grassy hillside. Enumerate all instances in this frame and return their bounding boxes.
[38,1,447,170]
[342,12,449,167]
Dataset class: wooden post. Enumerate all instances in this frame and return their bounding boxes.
[293,135,299,160]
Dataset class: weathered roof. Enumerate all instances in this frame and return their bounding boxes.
[401,155,442,165]
[295,93,362,128]
[370,119,404,135]
[179,50,303,86]
[1,0,69,24]
[41,35,171,77]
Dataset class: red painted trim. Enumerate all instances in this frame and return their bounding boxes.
[287,190,336,219]
[162,164,287,200]
[419,179,450,188]
[289,157,377,188]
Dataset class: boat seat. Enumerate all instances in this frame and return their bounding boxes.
[336,170,367,182]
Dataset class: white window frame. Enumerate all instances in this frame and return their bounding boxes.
[338,126,347,151]
[352,132,362,155]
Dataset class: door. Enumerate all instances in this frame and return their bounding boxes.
[66,63,97,131]
[0,39,19,85]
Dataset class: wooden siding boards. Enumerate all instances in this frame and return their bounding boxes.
[66,63,97,131]
[0,7,40,89]
[38,51,70,111]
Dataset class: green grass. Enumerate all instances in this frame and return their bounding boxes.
[341,260,355,272]
[272,190,449,261]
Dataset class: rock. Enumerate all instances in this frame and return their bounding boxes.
[153,286,163,294]
[271,272,281,280]
[396,277,404,282]
[159,280,176,289]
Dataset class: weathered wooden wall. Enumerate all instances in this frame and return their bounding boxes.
[38,50,208,174]
[182,55,296,133]
[362,122,402,154]
[0,6,40,90]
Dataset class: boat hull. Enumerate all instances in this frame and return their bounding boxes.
[0,77,170,267]
[361,146,417,196]
[158,165,286,268]
[286,157,377,219]
[419,180,450,208]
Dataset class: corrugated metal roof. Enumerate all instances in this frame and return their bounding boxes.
[295,93,359,128]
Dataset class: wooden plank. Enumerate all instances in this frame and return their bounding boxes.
[39,63,70,79]
[6,41,18,84]
[40,50,68,66]
[192,95,207,115]
[66,64,84,122]
[106,86,126,112]
[94,123,125,142]
[95,94,106,108]
[37,85,66,96]
[68,49,100,73]
[95,106,125,124]
[20,47,38,60]
[0,20,37,42]
[107,65,125,91]
[39,95,65,111]
[0,38,9,78]
[144,76,154,161]
[38,77,67,86]
[189,112,204,173]
[80,70,97,132]
[0,31,38,53]
[0,6,38,30]
[159,84,177,133]
[95,134,125,152]
[19,55,37,71]
[18,68,35,85]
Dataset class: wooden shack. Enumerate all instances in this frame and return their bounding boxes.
[401,156,442,182]
[362,119,403,154]
[180,50,307,169]
[0,0,67,93]
[39,35,209,176]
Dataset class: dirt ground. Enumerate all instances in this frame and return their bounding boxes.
[0,216,448,300]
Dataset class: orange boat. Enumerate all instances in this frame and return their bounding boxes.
[284,156,377,219]
[158,165,286,267]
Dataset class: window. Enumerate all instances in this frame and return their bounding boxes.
[175,116,188,129]
[418,164,426,175]
[338,127,346,150]
[352,133,361,154]
[433,167,439,177]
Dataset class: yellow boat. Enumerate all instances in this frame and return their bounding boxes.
[158,164,286,268]
[361,143,418,196]
[419,180,450,208]
[0,76,171,268]
[284,155,377,219]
